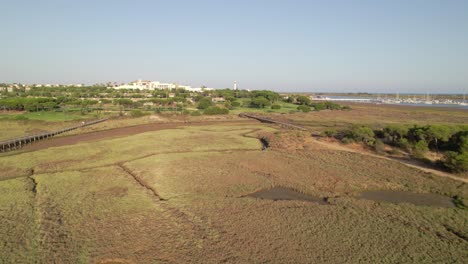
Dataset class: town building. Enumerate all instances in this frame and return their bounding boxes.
[114,79,215,92]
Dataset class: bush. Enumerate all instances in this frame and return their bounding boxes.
[203,106,229,115]
[190,110,201,116]
[396,138,411,151]
[224,101,232,109]
[231,101,241,107]
[296,96,311,105]
[323,129,337,137]
[342,105,352,110]
[324,101,342,110]
[347,125,375,145]
[14,115,29,120]
[197,97,212,110]
[413,140,429,159]
[374,139,385,153]
[310,103,326,111]
[443,151,468,172]
[130,110,147,117]
[297,105,311,112]
[341,137,354,144]
[271,104,281,110]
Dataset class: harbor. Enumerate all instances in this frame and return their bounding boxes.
[312,94,468,109]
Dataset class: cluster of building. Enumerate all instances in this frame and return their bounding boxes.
[1,80,241,93]
[0,83,86,92]
[113,80,218,92]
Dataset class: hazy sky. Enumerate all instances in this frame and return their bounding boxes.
[1,0,468,93]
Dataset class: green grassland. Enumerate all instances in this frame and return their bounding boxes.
[228,98,299,114]
[0,112,97,141]
[0,121,467,263]
[0,111,92,122]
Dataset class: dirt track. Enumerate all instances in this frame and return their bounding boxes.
[16,120,257,152]
[312,138,468,184]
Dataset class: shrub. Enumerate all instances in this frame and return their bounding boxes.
[396,138,411,151]
[310,103,326,111]
[190,110,201,116]
[297,105,311,112]
[323,129,337,137]
[374,139,385,153]
[413,140,429,159]
[224,101,232,109]
[341,137,354,144]
[443,151,468,172]
[271,104,281,110]
[342,105,352,110]
[14,115,29,120]
[231,101,241,107]
[347,125,375,145]
[390,147,402,155]
[197,97,212,110]
[324,101,342,110]
[203,106,229,115]
[384,125,410,144]
[130,110,146,117]
[296,96,311,105]
[260,136,270,149]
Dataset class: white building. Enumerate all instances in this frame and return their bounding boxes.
[114,79,194,91]
[112,79,222,93]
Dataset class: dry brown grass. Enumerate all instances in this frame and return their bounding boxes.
[278,103,468,132]
[0,121,467,263]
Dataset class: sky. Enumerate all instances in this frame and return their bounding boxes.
[1,0,468,93]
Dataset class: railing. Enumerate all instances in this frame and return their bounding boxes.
[0,118,108,153]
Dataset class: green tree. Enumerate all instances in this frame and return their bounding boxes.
[383,125,409,143]
[347,125,375,145]
[443,151,468,172]
[413,140,429,158]
[250,96,271,108]
[426,125,453,151]
[197,97,213,109]
[296,96,311,105]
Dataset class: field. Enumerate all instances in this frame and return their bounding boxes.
[282,103,468,132]
[1,104,467,263]
[0,111,100,141]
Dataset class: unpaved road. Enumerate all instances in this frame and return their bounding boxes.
[12,120,257,153]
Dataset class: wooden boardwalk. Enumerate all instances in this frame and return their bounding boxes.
[239,113,308,131]
[0,118,108,153]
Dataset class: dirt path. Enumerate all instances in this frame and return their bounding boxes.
[311,138,468,184]
[11,120,256,153]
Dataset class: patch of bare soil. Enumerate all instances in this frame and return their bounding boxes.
[358,190,455,208]
[247,186,328,204]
